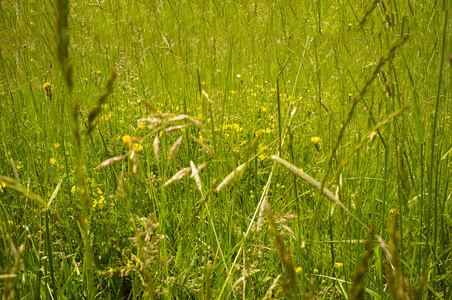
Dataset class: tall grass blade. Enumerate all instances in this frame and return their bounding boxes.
[190,135,215,156]
[47,177,64,207]
[425,3,449,276]
[2,242,25,300]
[9,159,20,184]
[387,208,406,300]
[349,224,375,299]
[56,0,73,90]
[87,67,117,134]
[264,200,298,299]
[0,175,47,208]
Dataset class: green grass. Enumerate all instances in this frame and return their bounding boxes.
[1,0,451,299]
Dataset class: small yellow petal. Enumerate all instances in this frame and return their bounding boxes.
[334,262,343,269]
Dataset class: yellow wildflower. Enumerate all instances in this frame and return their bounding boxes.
[334,262,343,269]
[93,196,105,209]
[97,187,103,195]
[1,181,6,188]
[43,82,52,98]
[313,268,319,274]
[43,82,52,91]
[135,144,144,152]
[122,135,132,146]
[54,143,60,149]
[295,267,303,274]
[260,106,268,112]
[71,186,76,193]
[50,158,57,165]
[311,137,321,145]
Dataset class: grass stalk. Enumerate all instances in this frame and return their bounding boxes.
[424,5,448,276]
[317,36,408,221]
[44,210,57,297]
[264,200,298,299]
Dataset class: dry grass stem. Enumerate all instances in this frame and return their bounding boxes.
[163,167,191,187]
[271,156,347,211]
[215,163,246,192]
[167,136,183,163]
[96,155,125,169]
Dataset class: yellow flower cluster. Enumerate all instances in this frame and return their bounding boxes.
[93,196,105,209]
[214,124,243,132]
[122,135,144,152]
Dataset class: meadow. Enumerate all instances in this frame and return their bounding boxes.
[0,0,451,298]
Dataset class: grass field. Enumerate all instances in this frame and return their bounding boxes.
[1,0,451,298]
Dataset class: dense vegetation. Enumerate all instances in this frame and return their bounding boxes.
[1,0,451,298]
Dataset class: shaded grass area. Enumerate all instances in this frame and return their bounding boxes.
[0,0,451,298]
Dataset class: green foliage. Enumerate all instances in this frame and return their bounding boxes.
[0,0,451,298]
